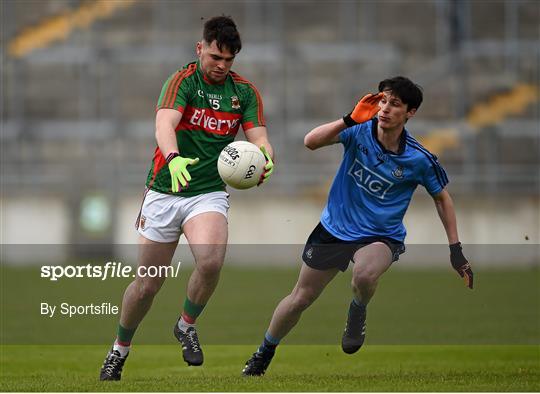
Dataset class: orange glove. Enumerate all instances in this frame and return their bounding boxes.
[343,92,384,127]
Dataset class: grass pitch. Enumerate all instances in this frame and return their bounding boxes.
[1,265,539,391]
[1,344,538,391]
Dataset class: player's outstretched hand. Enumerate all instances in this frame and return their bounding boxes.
[343,92,384,127]
[257,145,274,186]
[449,242,473,289]
[167,153,199,193]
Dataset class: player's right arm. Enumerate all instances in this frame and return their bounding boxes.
[155,108,182,157]
[155,108,199,192]
[304,119,348,150]
[305,93,383,150]
[154,65,200,192]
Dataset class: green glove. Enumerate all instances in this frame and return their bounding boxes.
[167,154,199,193]
[257,145,274,186]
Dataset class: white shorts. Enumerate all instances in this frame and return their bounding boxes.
[136,189,229,243]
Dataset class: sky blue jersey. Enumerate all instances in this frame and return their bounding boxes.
[320,118,449,242]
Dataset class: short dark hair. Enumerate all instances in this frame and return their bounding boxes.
[378,76,423,111]
[203,15,242,55]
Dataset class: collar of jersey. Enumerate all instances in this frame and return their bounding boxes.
[371,118,408,156]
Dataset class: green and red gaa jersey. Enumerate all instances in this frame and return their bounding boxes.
[145,61,265,196]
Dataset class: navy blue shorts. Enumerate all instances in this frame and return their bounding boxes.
[302,222,405,272]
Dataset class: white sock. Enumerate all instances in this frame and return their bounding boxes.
[177,316,195,333]
[113,340,130,357]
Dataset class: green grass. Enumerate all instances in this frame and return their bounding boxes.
[1,266,538,345]
[1,344,539,391]
[1,265,539,391]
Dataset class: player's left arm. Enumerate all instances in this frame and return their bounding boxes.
[245,126,274,185]
[432,188,474,289]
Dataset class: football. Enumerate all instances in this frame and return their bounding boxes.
[217,141,266,189]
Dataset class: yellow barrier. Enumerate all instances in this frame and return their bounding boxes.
[417,128,460,156]
[421,83,538,157]
[8,0,138,58]
[467,84,539,129]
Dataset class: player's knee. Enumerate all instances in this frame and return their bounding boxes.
[195,258,223,278]
[289,289,316,313]
[352,270,378,289]
[136,278,162,301]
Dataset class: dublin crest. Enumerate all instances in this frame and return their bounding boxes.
[391,166,404,179]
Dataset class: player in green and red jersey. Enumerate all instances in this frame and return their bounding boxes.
[100,16,274,381]
[147,57,267,196]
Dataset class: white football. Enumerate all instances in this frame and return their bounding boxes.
[217,141,266,189]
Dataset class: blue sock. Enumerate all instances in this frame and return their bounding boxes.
[352,298,366,311]
[258,331,280,354]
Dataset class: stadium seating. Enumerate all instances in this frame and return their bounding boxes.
[2,0,538,196]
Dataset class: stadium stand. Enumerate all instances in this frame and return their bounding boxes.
[1,0,538,247]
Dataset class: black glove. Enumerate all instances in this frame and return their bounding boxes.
[449,242,473,289]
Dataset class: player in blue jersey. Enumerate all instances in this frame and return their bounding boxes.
[242,76,473,376]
